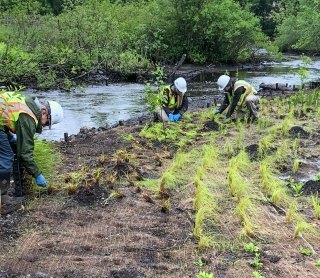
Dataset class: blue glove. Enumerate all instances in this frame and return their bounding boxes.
[8,134,17,144]
[213,109,220,115]
[35,174,47,187]
[172,114,182,121]
[168,113,175,122]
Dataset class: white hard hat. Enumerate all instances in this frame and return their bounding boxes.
[217,75,230,91]
[48,100,63,126]
[174,77,187,94]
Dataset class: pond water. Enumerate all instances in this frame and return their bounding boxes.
[24,56,320,141]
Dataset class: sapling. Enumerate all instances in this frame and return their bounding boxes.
[315,259,320,268]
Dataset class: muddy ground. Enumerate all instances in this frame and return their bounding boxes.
[1,89,320,278]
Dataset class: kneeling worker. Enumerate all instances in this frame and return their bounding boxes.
[214,75,260,122]
[156,77,188,122]
[0,91,63,208]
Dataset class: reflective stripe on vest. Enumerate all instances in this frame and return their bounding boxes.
[0,92,38,132]
[234,80,257,107]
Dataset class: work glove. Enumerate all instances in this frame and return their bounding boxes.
[172,114,182,121]
[8,133,17,144]
[221,116,230,123]
[213,109,220,115]
[35,174,47,187]
[168,113,175,122]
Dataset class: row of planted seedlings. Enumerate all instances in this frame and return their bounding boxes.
[226,123,268,278]
[257,92,320,257]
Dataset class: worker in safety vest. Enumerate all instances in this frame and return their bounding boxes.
[214,75,260,122]
[0,91,63,207]
[156,77,188,122]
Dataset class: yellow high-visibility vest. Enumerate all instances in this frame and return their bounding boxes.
[234,80,257,107]
[161,85,177,109]
[0,92,38,132]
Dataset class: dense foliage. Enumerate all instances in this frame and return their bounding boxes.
[0,0,317,89]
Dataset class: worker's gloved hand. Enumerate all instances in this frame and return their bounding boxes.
[213,109,220,115]
[172,114,182,121]
[221,116,230,123]
[35,174,47,187]
[168,113,175,122]
[8,134,17,144]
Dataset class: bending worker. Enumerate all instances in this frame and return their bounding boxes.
[156,77,188,122]
[214,75,260,122]
[0,91,63,206]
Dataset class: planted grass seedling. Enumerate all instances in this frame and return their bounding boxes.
[311,193,320,219]
[292,159,300,174]
[194,258,206,267]
[98,153,106,165]
[258,134,275,159]
[244,242,259,254]
[291,182,303,196]
[300,247,313,256]
[294,219,315,239]
[197,271,214,278]
[286,202,298,223]
[250,253,263,269]
[259,159,289,206]
[252,271,265,278]
[34,138,63,189]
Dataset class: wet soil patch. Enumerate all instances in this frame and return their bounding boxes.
[201,120,220,132]
[245,144,259,161]
[109,267,146,278]
[72,184,110,206]
[0,212,25,251]
[302,180,320,195]
[289,126,310,139]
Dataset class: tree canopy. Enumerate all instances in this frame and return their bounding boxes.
[0,0,317,89]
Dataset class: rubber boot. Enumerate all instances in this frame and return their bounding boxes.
[0,194,25,215]
[0,172,11,196]
[0,172,24,215]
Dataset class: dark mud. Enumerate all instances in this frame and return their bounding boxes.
[289,126,310,139]
[302,180,320,195]
[71,185,111,207]
[201,120,220,132]
[245,144,259,161]
[109,267,146,278]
